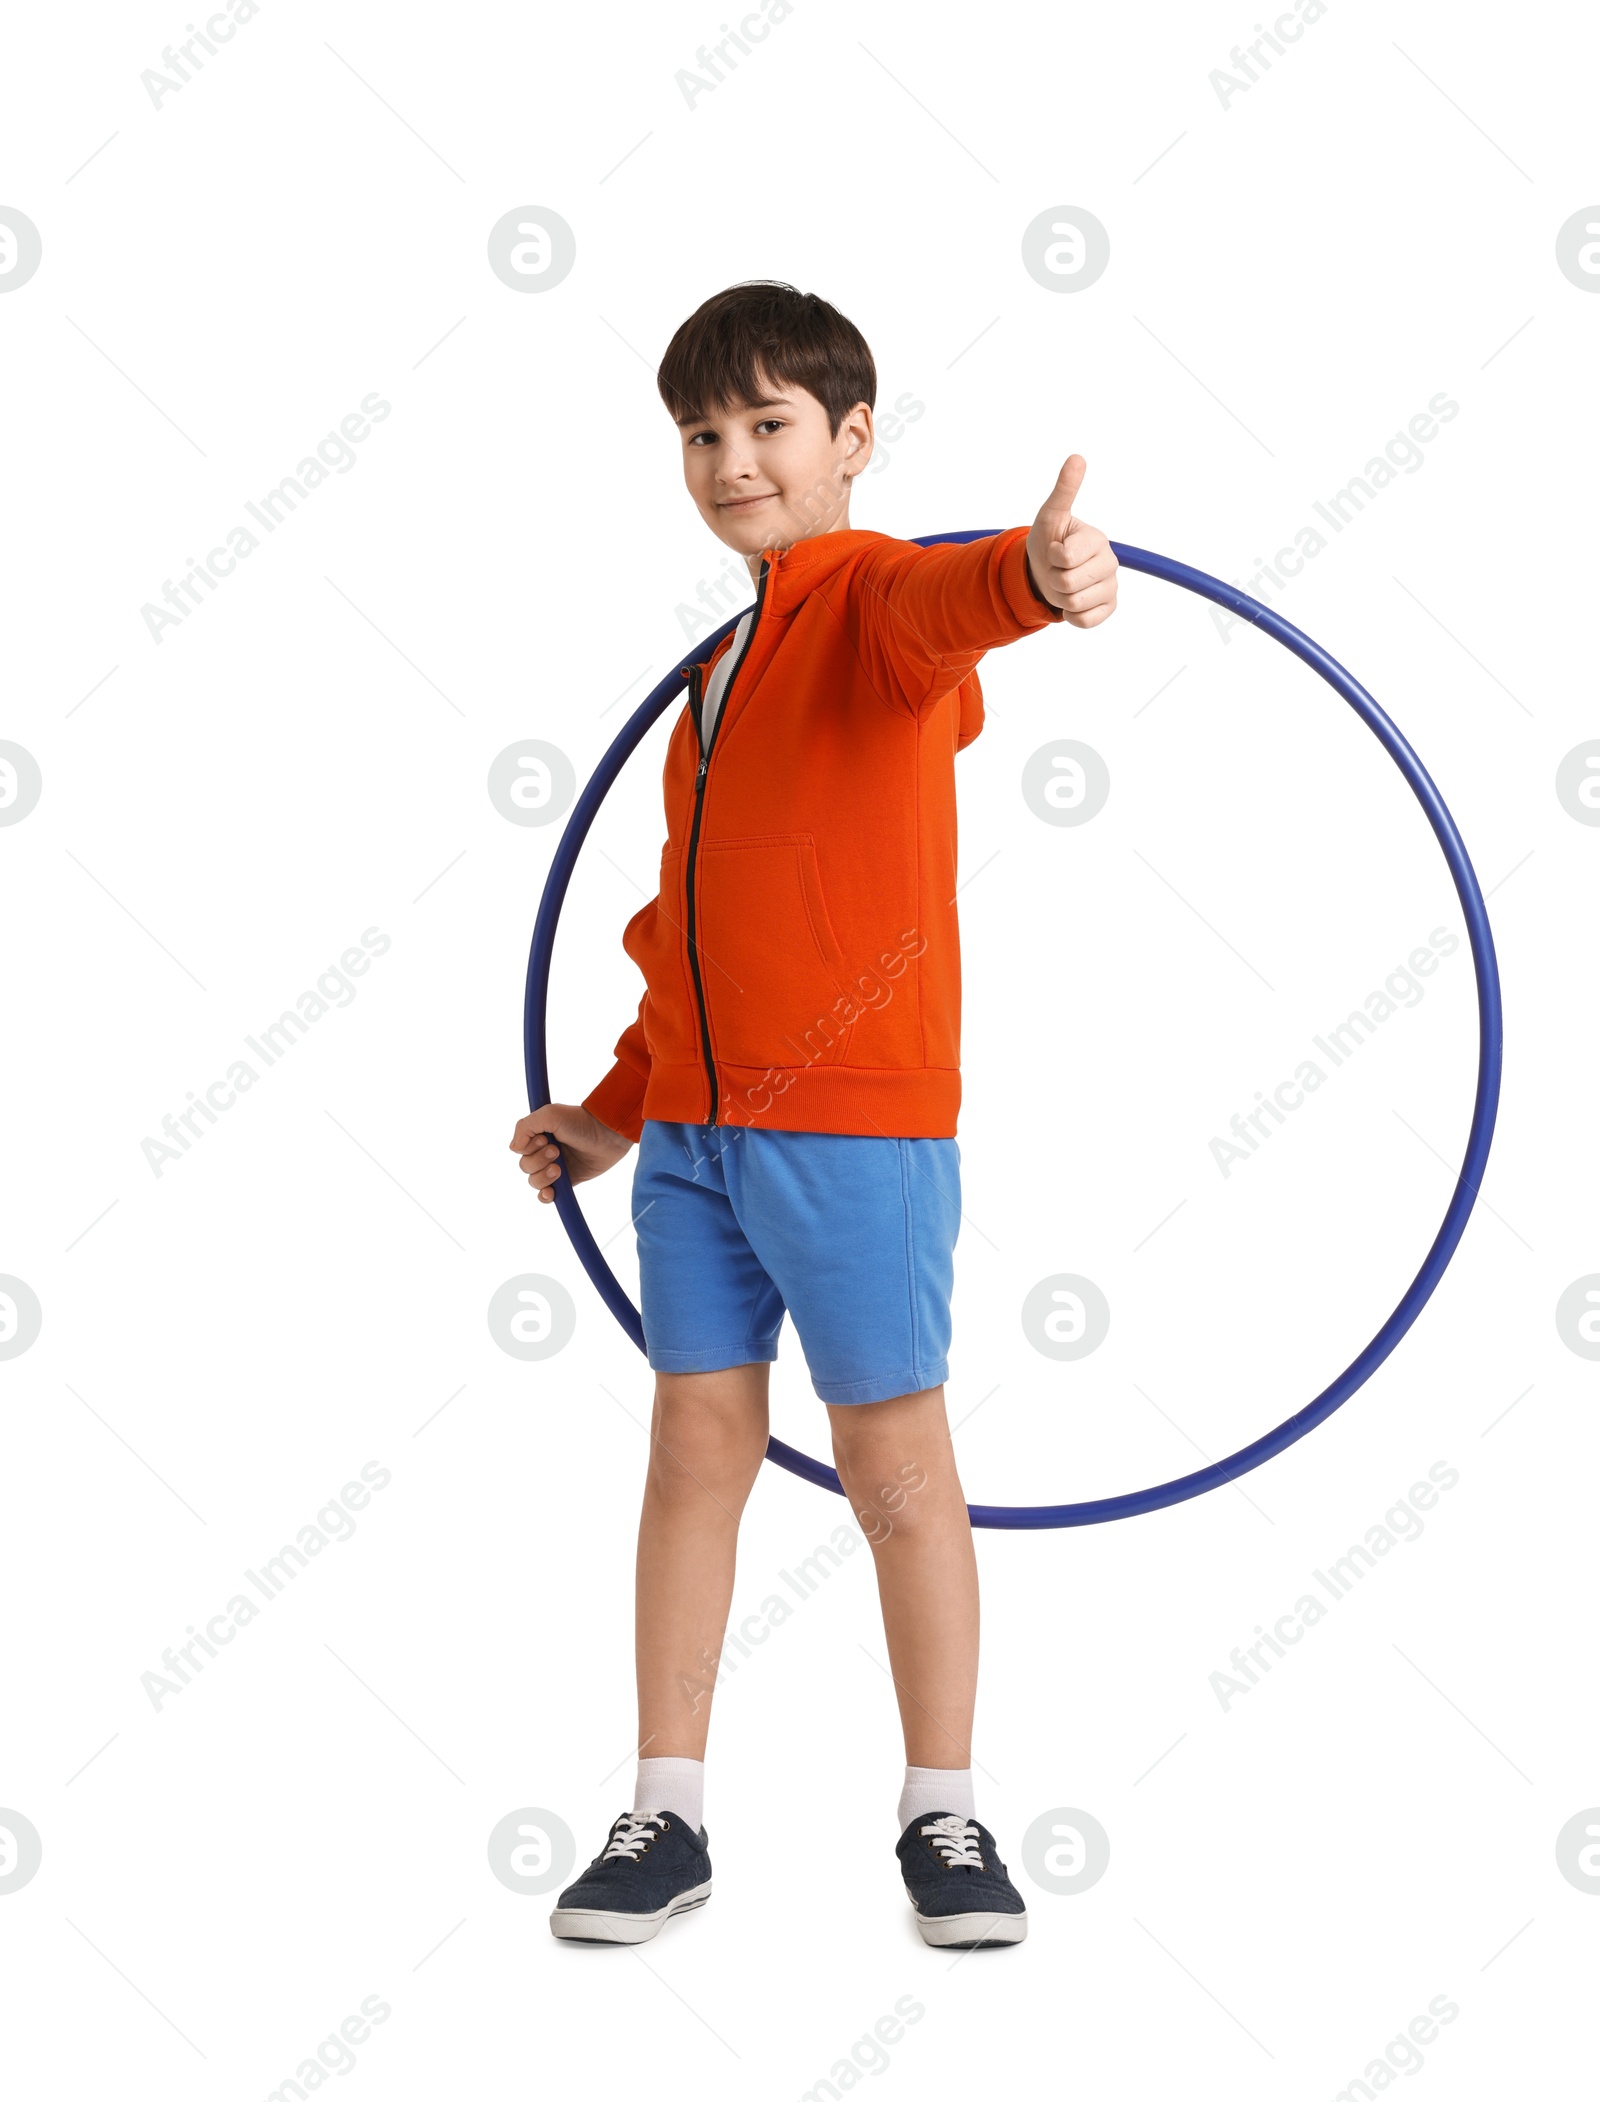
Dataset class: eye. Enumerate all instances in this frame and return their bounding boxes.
[754,419,784,434]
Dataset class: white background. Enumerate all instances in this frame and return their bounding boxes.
[3,0,1596,2094]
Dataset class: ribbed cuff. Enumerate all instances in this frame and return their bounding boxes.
[581,1059,648,1146]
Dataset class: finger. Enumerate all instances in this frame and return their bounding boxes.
[1060,578,1115,614]
[1061,561,1119,602]
[1065,600,1116,629]
[1047,538,1110,580]
[1049,453,1087,520]
[1047,524,1107,570]
[1061,530,1112,570]
[1059,551,1118,592]
[1035,456,1088,564]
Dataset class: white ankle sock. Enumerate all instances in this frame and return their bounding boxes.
[898,1764,975,1832]
[633,1756,704,1831]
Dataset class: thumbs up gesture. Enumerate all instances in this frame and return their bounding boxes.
[1025,455,1119,628]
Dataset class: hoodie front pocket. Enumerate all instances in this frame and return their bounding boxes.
[621,847,699,1066]
[696,834,856,1069]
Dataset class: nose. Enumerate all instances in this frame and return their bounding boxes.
[713,440,757,484]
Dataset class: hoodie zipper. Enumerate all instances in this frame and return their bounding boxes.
[683,551,774,1126]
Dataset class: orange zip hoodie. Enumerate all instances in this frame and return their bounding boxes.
[582,524,1066,1142]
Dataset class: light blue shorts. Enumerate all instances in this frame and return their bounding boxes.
[632,1119,961,1406]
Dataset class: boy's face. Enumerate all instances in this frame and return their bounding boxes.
[676,368,873,563]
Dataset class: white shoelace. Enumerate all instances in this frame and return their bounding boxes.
[921,1814,983,1869]
[602,1811,669,1861]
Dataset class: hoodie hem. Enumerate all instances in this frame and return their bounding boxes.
[639,1059,961,1139]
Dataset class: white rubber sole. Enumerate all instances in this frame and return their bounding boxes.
[913,1905,1028,1948]
[549,1880,713,1944]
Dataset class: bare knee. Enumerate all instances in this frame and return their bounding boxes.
[648,1365,769,1505]
[829,1388,953,1541]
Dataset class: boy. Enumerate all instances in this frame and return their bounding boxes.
[511,281,1117,1949]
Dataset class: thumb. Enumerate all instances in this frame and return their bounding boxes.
[1040,454,1087,543]
[514,1103,569,1149]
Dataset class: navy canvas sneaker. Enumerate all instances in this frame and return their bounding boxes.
[549,1811,713,1944]
[896,1812,1028,1947]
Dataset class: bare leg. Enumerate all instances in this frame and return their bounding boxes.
[635,1363,771,1761]
[826,1385,978,1770]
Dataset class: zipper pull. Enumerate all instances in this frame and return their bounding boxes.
[696,754,708,784]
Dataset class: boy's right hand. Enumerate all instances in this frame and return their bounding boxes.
[511,1103,631,1204]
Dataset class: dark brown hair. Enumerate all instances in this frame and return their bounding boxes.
[657,280,876,438]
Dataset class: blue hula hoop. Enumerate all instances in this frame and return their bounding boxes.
[525,533,1503,1528]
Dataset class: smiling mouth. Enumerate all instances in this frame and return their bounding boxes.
[719,493,774,508]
